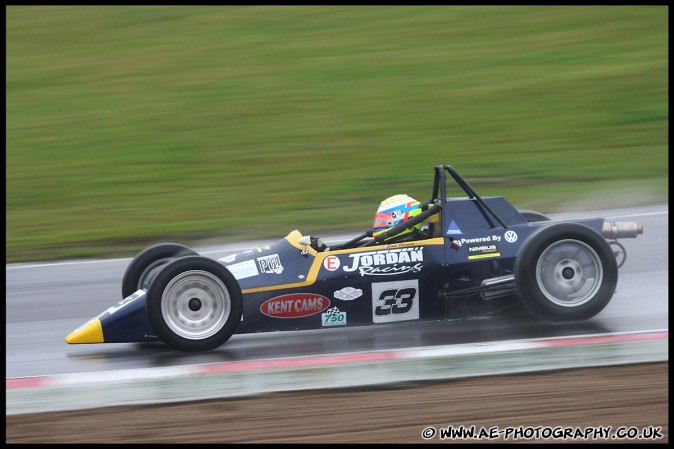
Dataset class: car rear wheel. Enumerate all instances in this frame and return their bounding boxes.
[146,256,242,352]
[514,223,618,321]
[122,243,198,298]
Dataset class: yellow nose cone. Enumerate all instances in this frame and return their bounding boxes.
[65,319,104,344]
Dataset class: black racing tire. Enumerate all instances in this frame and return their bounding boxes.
[122,243,198,298]
[519,209,551,222]
[145,256,242,352]
[514,223,618,322]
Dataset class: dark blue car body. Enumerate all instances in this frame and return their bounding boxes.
[66,165,640,351]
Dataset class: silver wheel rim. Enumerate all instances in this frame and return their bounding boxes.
[161,270,231,340]
[535,239,603,307]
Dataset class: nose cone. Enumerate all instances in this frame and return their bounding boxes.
[65,319,104,344]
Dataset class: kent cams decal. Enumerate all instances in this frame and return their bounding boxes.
[260,293,330,318]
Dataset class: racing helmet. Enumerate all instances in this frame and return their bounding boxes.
[372,194,422,240]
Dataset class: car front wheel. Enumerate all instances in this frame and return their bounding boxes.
[146,256,242,351]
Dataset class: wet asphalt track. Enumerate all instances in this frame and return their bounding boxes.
[5,205,668,379]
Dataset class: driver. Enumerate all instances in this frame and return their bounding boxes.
[308,194,427,252]
[372,194,427,242]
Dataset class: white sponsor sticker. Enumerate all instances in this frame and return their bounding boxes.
[504,230,518,243]
[334,287,363,301]
[371,279,419,324]
[445,219,463,235]
[226,260,259,280]
[322,306,347,327]
[104,289,144,315]
[342,247,424,277]
[323,255,340,271]
[219,254,237,263]
[257,254,284,274]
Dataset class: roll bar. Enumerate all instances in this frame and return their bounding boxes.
[433,165,509,229]
[333,165,511,249]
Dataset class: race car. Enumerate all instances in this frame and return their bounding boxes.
[65,165,644,352]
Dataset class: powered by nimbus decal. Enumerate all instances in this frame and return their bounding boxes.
[467,243,500,260]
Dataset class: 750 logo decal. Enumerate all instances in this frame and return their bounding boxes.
[322,306,347,327]
[371,279,420,323]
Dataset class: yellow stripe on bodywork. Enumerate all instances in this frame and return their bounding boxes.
[284,229,318,256]
[468,253,501,260]
[65,318,104,344]
[241,237,445,294]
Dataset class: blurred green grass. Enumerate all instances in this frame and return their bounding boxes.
[6,6,668,262]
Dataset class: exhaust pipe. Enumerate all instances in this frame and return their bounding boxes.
[602,221,644,239]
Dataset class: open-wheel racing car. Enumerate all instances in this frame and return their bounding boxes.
[66,165,644,352]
